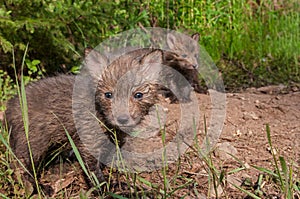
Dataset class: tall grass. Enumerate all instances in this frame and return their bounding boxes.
[13,46,42,197]
[168,0,299,88]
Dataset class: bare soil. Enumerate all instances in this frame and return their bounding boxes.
[1,85,299,198]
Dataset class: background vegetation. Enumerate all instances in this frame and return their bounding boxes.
[1,0,299,94]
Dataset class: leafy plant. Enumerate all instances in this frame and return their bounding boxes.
[23,58,44,84]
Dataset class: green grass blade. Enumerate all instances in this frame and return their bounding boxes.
[228,167,246,175]
[279,156,293,198]
[266,124,284,188]
[167,178,193,196]
[0,193,10,199]
[266,124,272,150]
[13,45,42,197]
[279,156,288,175]
[137,176,166,195]
[0,132,32,176]
[107,192,128,199]
[252,165,278,177]
[136,175,155,188]
[230,183,261,199]
[65,128,90,181]
[52,112,93,186]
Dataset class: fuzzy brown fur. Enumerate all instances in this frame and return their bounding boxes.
[5,49,165,195]
[5,75,104,194]
[95,49,162,129]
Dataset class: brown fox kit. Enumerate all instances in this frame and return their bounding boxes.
[165,32,203,93]
[95,50,166,135]
[5,49,165,195]
[166,32,200,70]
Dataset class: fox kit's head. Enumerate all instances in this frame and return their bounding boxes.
[166,33,200,70]
[96,50,163,130]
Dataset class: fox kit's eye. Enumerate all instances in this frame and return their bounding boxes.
[134,92,143,99]
[181,54,188,58]
[104,92,113,99]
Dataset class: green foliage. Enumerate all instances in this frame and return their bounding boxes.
[0,54,44,111]
[0,0,299,89]
[69,65,81,74]
[0,0,150,74]
[23,58,44,84]
[0,70,16,111]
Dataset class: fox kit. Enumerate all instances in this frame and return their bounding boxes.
[5,49,165,195]
[165,32,203,93]
[166,32,200,70]
[95,50,165,132]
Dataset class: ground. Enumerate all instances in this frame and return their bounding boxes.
[0,85,299,198]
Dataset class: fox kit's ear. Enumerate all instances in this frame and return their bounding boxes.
[139,49,164,82]
[84,48,109,80]
[166,33,177,50]
[140,49,163,64]
[84,48,109,67]
[191,33,200,42]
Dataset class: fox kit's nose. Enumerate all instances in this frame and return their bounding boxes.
[117,114,130,125]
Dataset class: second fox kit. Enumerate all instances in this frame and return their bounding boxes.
[165,32,202,93]
[6,49,166,194]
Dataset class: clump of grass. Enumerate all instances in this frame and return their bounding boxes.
[229,124,300,198]
[0,47,42,198]
[251,124,300,198]
[1,46,44,198]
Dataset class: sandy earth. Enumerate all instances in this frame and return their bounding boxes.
[208,87,300,198]
[0,85,299,198]
[129,85,300,198]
